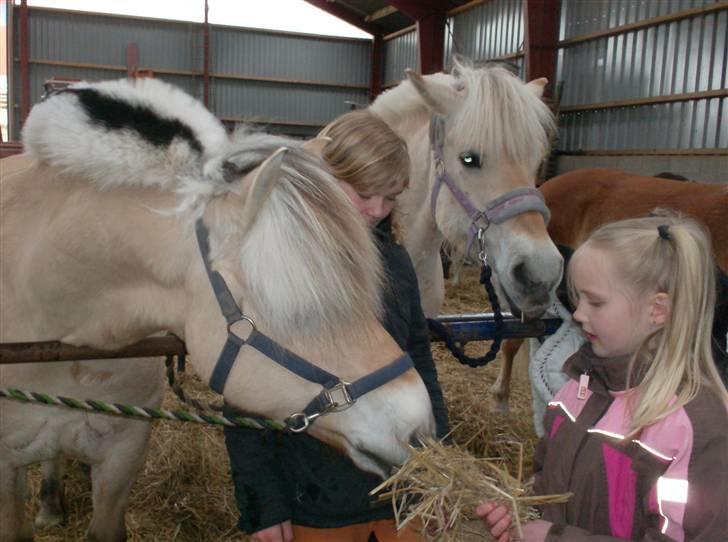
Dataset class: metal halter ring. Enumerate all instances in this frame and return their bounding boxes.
[471,210,491,231]
[286,412,321,433]
[227,315,256,343]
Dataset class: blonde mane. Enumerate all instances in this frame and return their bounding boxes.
[372,63,556,169]
[22,78,229,189]
[21,79,384,352]
[183,135,386,351]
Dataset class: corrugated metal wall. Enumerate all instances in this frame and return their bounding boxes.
[375,0,725,181]
[10,7,371,139]
[211,25,370,130]
[557,0,727,151]
[10,2,727,171]
[382,0,525,89]
[382,29,417,87]
[445,0,524,77]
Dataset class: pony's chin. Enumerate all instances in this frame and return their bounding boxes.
[308,428,399,479]
[501,289,550,321]
[347,447,396,479]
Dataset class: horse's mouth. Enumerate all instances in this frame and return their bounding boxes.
[357,448,396,478]
[502,290,549,321]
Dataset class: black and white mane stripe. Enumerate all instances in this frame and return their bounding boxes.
[22,78,229,189]
[60,87,204,153]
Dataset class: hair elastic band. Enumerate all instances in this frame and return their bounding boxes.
[657,224,672,240]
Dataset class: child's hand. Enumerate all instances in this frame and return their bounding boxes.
[475,501,512,542]
[252,521,293,542]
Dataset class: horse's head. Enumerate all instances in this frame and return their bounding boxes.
[181,134,435,476]
[384,63,563,318]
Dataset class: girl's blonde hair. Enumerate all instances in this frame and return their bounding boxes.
[570,211,727,433]
[318,109,410,201]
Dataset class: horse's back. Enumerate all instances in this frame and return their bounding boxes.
[542,168,727,270]
[1,153,34,177]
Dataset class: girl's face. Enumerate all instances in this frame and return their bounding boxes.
[339,181,398,227]
[571,246,660,358]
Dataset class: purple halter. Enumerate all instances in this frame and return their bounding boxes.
[429,115,550,256]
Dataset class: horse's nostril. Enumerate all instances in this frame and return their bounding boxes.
[512,261,529,286]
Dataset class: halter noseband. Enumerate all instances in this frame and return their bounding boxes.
[429,114,550,254]
[195,220,413,432]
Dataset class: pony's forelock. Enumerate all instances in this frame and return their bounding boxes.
[184,138,384,352]
[236,149,384,350]
[452,64,555,167]
[371,62,555,171]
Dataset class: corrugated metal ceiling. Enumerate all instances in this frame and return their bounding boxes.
[313,0,471,35]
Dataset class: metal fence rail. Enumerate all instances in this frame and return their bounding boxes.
[0,315,562,364]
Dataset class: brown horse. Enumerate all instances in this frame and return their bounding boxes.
[491,168,728,415]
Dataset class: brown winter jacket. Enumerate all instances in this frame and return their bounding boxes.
[534,344,728,542]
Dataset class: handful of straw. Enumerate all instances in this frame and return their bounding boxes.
[370,437,570,541]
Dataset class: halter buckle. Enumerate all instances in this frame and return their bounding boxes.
[322,380,354,412]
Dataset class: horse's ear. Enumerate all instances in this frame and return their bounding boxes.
[239,147,287,234]
[526,77,548,98]
[301,136,332,157]
[405,69,460,115]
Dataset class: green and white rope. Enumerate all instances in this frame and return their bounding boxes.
[0,387,287,431]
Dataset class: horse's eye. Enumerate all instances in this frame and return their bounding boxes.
[459,152,481,168]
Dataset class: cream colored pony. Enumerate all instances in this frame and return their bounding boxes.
[0,79,435,542]
[371,62,563,318]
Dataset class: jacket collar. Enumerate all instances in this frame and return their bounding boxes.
[564,344,639,394]
[374,214,394,243]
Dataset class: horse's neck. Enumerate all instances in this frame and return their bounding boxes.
[372,86,440,249]
[392,119,442,254]
[2,164,194,346]
[374,105,446,315]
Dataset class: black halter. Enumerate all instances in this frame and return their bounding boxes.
[195,219,414,432]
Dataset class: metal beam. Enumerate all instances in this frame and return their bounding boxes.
[385,0,450,21]
[370,33,383,101]
[523,0,560,96]
[0,316,562,364]
[416,13,445,74]
[203,0,210,107]
[125,43,139,77]
[387,0,448,74]
[19,0,30,127]
[302,0,378,35]
[365,5,398,22]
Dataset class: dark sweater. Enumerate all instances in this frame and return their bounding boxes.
[223,216,449,533]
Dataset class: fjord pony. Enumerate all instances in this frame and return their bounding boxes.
[491,168,728,414]
[0,79,435,542]
[371,62,563,319]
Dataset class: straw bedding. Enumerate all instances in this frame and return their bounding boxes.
[30,267,548,541]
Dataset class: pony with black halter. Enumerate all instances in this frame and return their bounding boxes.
[0,77,435,541]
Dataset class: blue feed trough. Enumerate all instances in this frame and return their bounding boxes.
[429,313,562,344]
